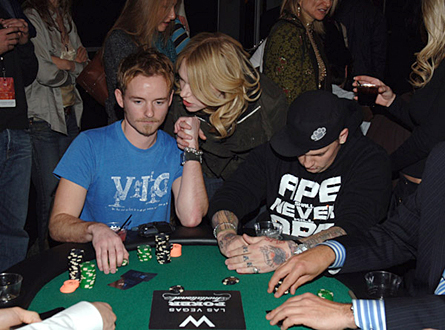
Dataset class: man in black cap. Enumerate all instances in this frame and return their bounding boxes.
[209,90,391,274]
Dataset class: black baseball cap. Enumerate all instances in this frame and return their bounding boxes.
[270,90,362,157]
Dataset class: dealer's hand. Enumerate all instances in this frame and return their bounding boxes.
[268,245,336,297]
[0,306,41,330]
[174,116,206,150]
[225,234,292,274]
[266,293,356,330]
[88,223,129,274]
[91,302,116,330]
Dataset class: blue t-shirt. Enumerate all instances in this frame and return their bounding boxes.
[54,122,183,228]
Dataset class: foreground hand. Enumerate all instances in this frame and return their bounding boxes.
[268,245,335,297]
[88,223,129,274]
[225,234,292,274]
[353,75,396,107]
[91,302,116,330]
[75,46,88,63]
[266,293,356,330]
[174,116,206,150]
[1,19,29,45]
[0,307,41,330]
[217,231,247,257]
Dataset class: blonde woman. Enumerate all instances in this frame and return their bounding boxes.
[355,0,445,209]
[263,0,338,104]
[169,32,288,198]
[103,0,188,123]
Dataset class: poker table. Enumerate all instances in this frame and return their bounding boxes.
[3,223,354,329]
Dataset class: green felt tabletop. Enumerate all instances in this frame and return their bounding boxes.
[29,245,351,329]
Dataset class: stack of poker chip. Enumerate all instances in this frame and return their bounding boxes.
[80,261,96,289]
[68,248,84,281]
[155,233,171,264]
[137,245,152,262]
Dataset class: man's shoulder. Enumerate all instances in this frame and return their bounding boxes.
[342,132,390,169]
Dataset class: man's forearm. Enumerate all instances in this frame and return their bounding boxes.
[299,226,347,249]
[49,213,95,243]
[175,161,208,227]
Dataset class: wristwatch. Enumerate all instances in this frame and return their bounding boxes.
[181,147,203,165]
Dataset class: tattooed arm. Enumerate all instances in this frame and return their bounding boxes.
[298,226,347,249]
[212,210,247,257]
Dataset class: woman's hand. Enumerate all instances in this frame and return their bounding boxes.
[51,56,75,72]
[353,75,396,107]
[174,116,206,150]
[75,46,88,64]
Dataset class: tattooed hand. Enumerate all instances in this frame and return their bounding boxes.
[224,234,295,274]
[217,232,247,257]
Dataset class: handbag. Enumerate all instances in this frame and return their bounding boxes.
[76,49,108,106]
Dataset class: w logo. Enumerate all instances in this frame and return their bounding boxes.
[179,315,215,328]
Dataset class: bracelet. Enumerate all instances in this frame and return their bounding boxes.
[291,243,309,255]
[181,147,203,165]
[213,222,237,238]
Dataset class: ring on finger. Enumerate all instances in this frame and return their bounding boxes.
[253,266,259,274]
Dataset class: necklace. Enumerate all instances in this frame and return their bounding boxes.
[305,23,327,89]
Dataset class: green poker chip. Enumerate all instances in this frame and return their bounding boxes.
[317,289,334,301]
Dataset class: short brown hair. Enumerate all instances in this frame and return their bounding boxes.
[117,47,174,95]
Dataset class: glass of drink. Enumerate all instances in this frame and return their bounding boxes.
[107,222,127,242]
[0,273,22,302]
[254,221,283,240]
[357,81,379,106]
[365,271,402,299]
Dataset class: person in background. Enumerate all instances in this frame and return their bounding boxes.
[103,0,189,123]
[354,0,445,212]
[263,0,338,104]
[0,301,116,329]
[49,49,207,274]
[168,32,287,199]
[23,0,88,253]
[334,0,387,80]
[0,0,38,272]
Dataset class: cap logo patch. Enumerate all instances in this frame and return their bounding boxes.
[311,127,326,141]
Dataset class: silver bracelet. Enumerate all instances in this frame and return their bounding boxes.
[292,243,309,255]
[213,222,237,238]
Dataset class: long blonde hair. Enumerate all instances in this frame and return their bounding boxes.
[176,32,261,138]
[107,0,177,47]
[410,0,445,88]
[280,0,338,34]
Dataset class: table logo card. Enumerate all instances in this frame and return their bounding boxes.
[149,290,246,329]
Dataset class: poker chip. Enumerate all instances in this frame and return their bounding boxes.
[317,289,334,301]
[80,261,96,289]
[222,276,240,285]
[67,248,84,281]
[137,245,153,262]
[169,285,185,293]
[60,279,79,294]
[273,280,289,295]
[121,259,129,266]
[155,234,171,264]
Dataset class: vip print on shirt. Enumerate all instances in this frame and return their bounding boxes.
[108,172,170,211]
[270,174,341,237]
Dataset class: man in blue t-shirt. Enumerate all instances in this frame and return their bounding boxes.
[49,49,208,274]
